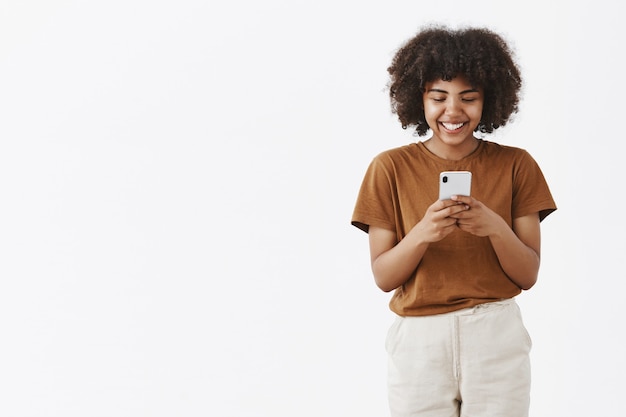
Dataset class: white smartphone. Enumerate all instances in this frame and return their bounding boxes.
[439,171,472,200]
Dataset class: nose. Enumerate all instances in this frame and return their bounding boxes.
[445,98,462,115]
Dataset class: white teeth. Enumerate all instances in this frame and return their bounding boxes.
[442,122,464,130]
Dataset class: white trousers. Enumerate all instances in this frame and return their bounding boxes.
[385,299,532,417]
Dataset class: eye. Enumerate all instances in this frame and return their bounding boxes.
[461,95,480,103]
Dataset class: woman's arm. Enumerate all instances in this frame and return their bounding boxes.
[490,213,541,290]
[368,226,428,292]
[450,195,541,290]
[369,199,470,292]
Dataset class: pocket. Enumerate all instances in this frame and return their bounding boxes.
[511,304,533,351]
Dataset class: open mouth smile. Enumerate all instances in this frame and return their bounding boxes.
[441,122,465,131]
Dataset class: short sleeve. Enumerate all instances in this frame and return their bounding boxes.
[351,155,397,233]
[512,151,557,222]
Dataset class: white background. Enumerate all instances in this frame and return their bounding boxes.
[0,1,624,416]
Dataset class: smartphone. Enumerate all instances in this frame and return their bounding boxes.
[439,171,472,200]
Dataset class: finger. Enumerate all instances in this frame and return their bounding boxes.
[437,199,464,210]
[451,195,473,206]
[434,217,457,229]
[439,218,459,233]
[446,204,470,217]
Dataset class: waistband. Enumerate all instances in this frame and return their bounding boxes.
[454,298,516,316]
[399,298,517,320]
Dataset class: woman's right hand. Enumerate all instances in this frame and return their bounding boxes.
[412,198,470,243]
[369,198,469,292]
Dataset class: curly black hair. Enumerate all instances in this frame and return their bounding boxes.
[387,25,522,136]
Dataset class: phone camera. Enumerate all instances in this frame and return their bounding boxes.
[442,176,448,183]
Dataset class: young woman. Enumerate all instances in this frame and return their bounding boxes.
[351,26,557,417]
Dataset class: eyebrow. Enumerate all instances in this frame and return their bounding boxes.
[426,88,480,94]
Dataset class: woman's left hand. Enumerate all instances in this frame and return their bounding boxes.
[448,195,507,237]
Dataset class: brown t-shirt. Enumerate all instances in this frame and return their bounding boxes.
[352,140,557,316]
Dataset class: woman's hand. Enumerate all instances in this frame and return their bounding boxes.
[413,198,472,242]
[447,195,507,237]
[368,198,470,292]
[447,195,542,290]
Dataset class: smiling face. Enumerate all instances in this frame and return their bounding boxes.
[423,75,484,160]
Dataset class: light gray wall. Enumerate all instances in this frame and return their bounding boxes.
[0,1,622,416]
